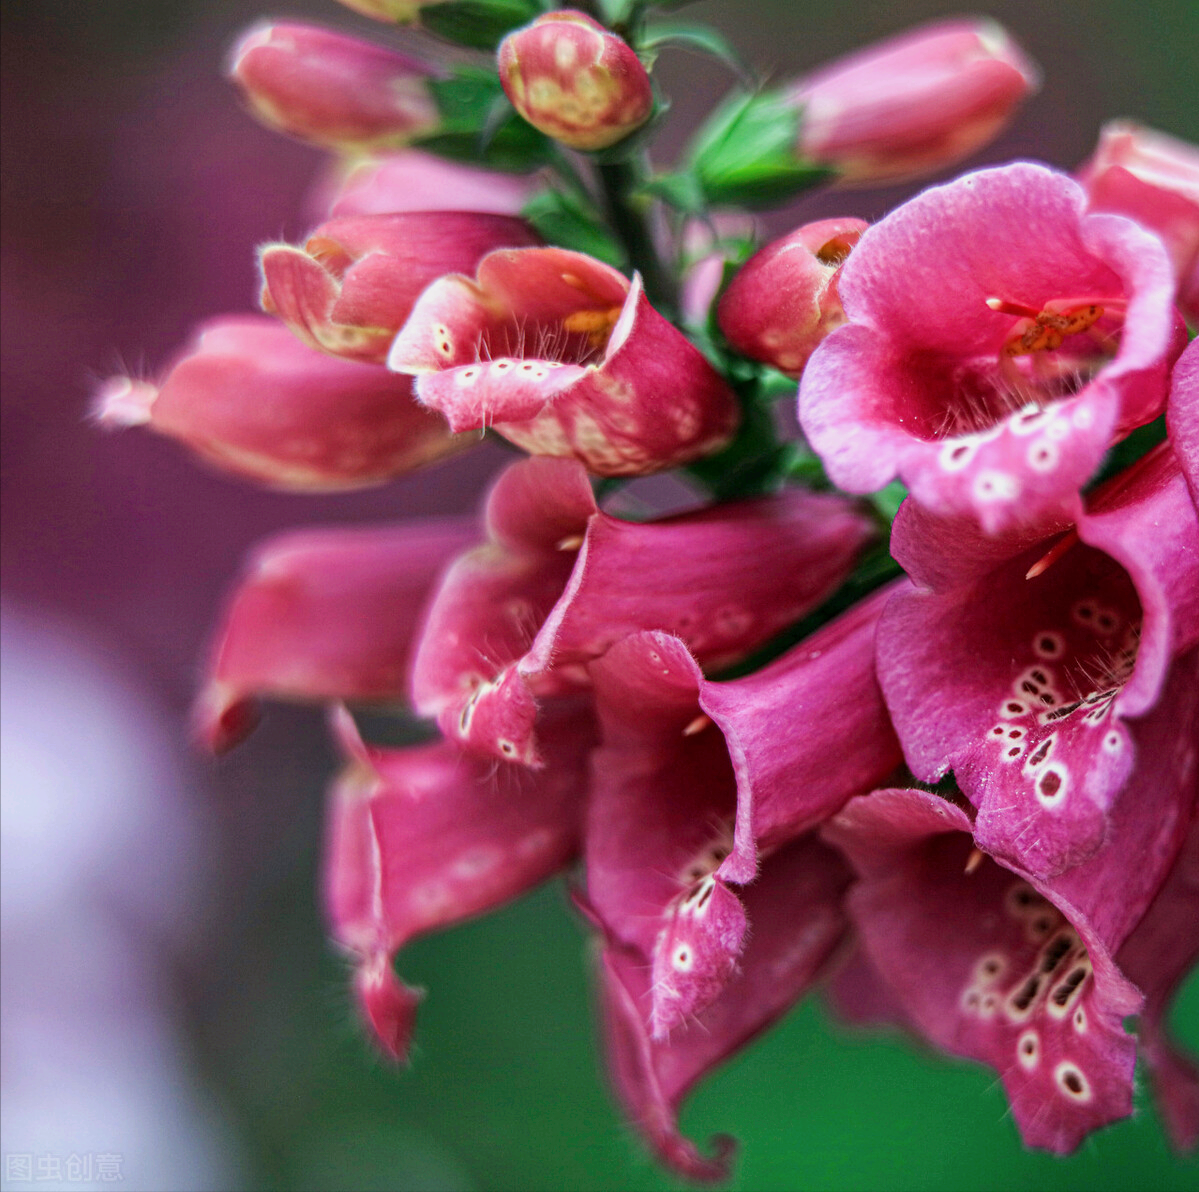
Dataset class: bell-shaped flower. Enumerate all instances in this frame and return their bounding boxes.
[791,18,1038,186]
[823,709,1199,1154]
[94,316,468,491]
[583,586,902,1037]
[878,444,1199,877]
[325,150,538,218]
[800,163,1182,534]
[717,217,867,377]
[1170,338,1199,510]
[260,212,540,363]
[324,701,594,1062]
[410,455,873,766]
[497,11,653,151]
[228,22,438,153]
[1079,120,1199,322]
[590,834,853,1182]
[388,246,739,474]
[194,519,475,751]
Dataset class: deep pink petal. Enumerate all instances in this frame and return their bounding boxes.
[1170,339,1199,511]
[195,519,474,751]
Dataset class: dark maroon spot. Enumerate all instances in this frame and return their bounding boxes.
[1007,702,1024,714]
[1011,974,1042,1012]
[1031,669,1049,684]
[696,884,714,909]
[1063,1070,1084,1095]
[1022,1038,1036,1055]
[1021,681,1039,694]
[1009,730,1022,739]
[1045,700,1083,721]
[1040,934,1072,974]
[1027,740,1052,767]
[1052,967,1088,1006]
[1008,747,1021,757]
[1039,637,1056,652]
[1040,693,1056,705]
[1039,771,1063,798]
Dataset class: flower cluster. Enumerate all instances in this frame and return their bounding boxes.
[101,0,1199,1181]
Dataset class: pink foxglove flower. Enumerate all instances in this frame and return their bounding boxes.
[1169,337,1199,509]
[824,732,1198,1153]
[583,587,902,1037]
[325,150,538,218]
[228,22,438,152]
[801,163,1182,533]
[792,18,1039,186]
[194,520,475,752]
[878,444,1199,877]
[94,316,468,491]
[717,217,867,376]
[260,212,541,363]
[411,455,873,765]
[498,11,653,151]
[592,835,852,1183]
[1079,121,1199,322]
[324,701,594,1062]
[389,246,740,473]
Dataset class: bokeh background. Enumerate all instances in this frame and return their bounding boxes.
[2,1,1197,1189]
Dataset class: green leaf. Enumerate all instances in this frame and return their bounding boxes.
[870,480,909,524]
[521,190,626,266]
[419,0,541,51]
[638,170,706,215]
[639,20,752,83]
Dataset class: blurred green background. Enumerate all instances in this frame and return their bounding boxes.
[2,1,1196,1189]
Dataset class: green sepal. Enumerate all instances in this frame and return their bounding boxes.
[638,20,752,84]
[419,0,541,50]
[687,89,834,209]
[639,170,706,216]
[521,189,627,267]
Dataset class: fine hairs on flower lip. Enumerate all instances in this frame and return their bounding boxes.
[106,0,1199,1181]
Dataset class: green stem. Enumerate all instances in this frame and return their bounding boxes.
[596,157,678,315]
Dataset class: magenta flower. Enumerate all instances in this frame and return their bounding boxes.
[879,444,1199,877]
[498,10,653,151]
[800,163,1181,533]
[95,315,468,491]
[411,454,873,765]
[717,217,867,376]
[388,246,740,474]
[324,700,594,1062]
[792,18,1039,186]
[194,520,474,752]
[1079,120,1199,322]
[824,729,1198,1153]
[228,21,438,152]
[260,212,541,363]
[583,585,902,1038]
[592,835,852,1183]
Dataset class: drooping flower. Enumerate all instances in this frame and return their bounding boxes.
[717,217,867,376]
[591,834,853,1183]
[791,18,1039,186]
[1079,120,1199,322]
[878,443,1199,877]
[800,163,1182,534]
[583,584,902,1036]
[324,700,594,1062]
[823,703,1198,1153]
[497,10,653,151]
[388,246,740,473]
[410,454,874,765]
[260,212,541,363]
[194,519,475,751]
[94,315,469,491]
[228,21,438,153]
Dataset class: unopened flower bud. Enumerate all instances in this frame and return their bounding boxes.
[792,18,1038,186]
[259,211,541,362]
[1079,121,1199,321]
[229,22,438,153]
[498,11,653,151]
[718,217,868,376]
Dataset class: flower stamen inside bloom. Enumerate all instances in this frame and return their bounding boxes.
[988,297,1109,358]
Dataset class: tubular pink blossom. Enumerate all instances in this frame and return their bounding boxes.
[326,150,538,218]
[717,217,868,376]
[324,701,594,1062]
[194,519,475,752]
[800,163,1183,535]
[228,22,438,153]
[880,444,1199,878]
[389,246,739,474]
[260,212,541,363]
[792,18,1039,186]
[498,11,653,151]
[94,316,469,490]
[1079,121,1199,322]
[410,454,873,766]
